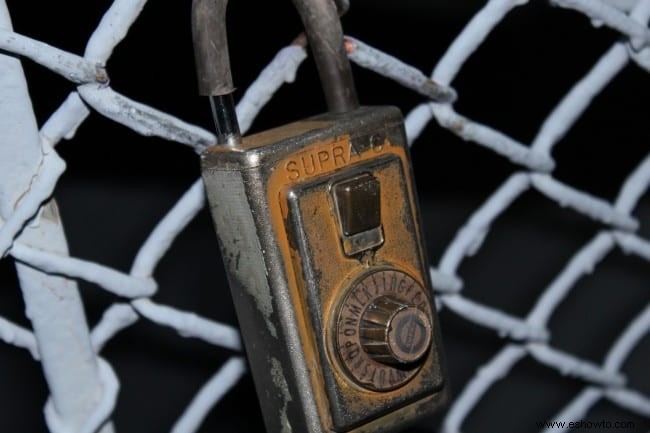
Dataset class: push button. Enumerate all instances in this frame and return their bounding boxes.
[332,173,384,255]
[332,174,380,235]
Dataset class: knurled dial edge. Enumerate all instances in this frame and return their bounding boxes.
[335,268,433,392]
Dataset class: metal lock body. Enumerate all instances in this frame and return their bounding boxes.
[202,106,447,432]
[193,0,447,430]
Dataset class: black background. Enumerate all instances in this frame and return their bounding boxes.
[0,1,648,432]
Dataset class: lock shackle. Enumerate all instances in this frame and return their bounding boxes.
[292,0,359,113]
[191,0,358,146]
[192,0,241,146]
[192,0,352,100]
[192,0,233,96]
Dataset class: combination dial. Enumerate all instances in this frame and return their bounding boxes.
[335,269,433,391]
[360,297,431,365]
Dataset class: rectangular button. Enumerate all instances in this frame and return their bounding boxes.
[332,173,380,236]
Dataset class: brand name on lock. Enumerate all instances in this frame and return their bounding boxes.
[285,137,386,181]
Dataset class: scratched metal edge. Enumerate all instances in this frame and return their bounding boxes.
[201,167,320,433]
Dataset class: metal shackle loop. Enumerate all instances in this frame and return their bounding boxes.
[291,0,359,113]
[192,0,233,97]
[191,0,241,147]
[191,0,359,146]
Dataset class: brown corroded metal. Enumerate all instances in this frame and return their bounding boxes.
[202,107,447,433]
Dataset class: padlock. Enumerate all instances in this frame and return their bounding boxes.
[192,0,447,432]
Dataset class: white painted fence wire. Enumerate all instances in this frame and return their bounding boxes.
[0,0,648,432]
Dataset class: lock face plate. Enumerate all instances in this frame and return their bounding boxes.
[202,107,447,433]
[282,153,444,431]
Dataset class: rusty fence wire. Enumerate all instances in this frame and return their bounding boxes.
[0,0,648,432]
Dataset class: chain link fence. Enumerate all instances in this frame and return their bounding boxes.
[0,0,648,432]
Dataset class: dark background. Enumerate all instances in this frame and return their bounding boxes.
[1,1,648,432]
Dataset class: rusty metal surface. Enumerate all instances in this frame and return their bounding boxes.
[202,106,447,433]
[282,154,445,431]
